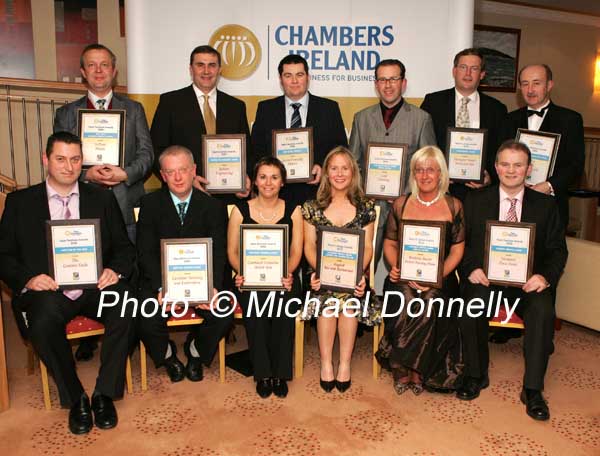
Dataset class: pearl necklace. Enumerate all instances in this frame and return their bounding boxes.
[416,192,441,207]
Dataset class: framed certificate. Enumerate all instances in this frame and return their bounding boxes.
[445,127,488,183]
[398,220,446,288]
[202,134,246,194]
[46,219,102,289]
[240,224,288,291]
[484,221,536,287]
[271,127,314,183]
[161,238,213,304]
[316,227,365,293]
[364,143,408,199]
[515,129,561,185]
[77,109,125,168]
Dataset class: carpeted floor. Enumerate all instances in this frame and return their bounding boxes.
[0,312,598,455]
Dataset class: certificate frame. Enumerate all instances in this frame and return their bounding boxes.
[239,224,289,291]
[397,220,446,289]
[202,133,247,194]
[515,129,561,185]
[316,226,365,293]
[445,127,488,184]
[77,109,125,168]
[364,142,408,200]
[271,127,314,183]
[46,218,103,289]
[160,238,214,304]
[484,221,536,287]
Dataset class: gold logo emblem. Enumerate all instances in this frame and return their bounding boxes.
[209,24,261,80]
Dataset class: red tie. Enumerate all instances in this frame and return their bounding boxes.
[383,108,394,130]
[506,198,518,223]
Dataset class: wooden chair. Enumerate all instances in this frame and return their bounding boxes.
[489,308,525,329]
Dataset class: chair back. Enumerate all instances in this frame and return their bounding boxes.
[368,204,381,282]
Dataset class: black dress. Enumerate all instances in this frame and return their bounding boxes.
[376,195,465,389]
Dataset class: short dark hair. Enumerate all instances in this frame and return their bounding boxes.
[453,48,486,71]
[496,140,532,165]
[80,43,116,69]
[518,64,553,83]
[374,59,406,80]
[190,45,221,66]
[46,132,82,157]
[278,54,309,76]
[251,156,287,196]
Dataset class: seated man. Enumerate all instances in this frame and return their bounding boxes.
[0,132,135,434]
[457,140,567,421]
[136,145,232,382]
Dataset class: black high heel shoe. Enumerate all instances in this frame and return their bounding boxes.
[320,379,335,392]
[335,379,351,393]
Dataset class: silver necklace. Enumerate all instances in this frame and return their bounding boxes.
[416,192,441,207]
[258,209,277,222]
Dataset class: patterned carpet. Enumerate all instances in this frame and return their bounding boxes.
[0,320,598,456]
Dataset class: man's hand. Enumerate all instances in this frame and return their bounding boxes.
[465,170,492,189]
[235,175,252,199]
[468,268,490,286]
[408,281,431,292]
[192,175,210,194]
[25,274,58,292]
[530,181,552,195]
[388,266,401,283]
[97,268,121,290]
[86,165,127,187]
[307,164,322,185]
[522,274,549,293]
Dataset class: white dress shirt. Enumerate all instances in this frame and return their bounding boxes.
[285,92,309,128]
[499,187,524,222]
[527,100,550,131]
[88,90,113,109]
[193,85,218,118]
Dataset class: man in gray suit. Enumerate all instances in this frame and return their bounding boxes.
[54,43,154,243]
[349,59,436,268]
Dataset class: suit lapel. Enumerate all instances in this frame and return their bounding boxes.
[79,184,94,219]
[447,90,456,128]
[161,188,183,228]
[367,104,385,131]
[539,102,556,132]
[520,188,534,223]
[35,184,51,221]
[216,89,227,131]
[479,92,491,129]
[186,85,206,132]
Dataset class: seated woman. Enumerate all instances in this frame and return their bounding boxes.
[227,156,303,399]
[302,146,379,393]
[376,146,465,395]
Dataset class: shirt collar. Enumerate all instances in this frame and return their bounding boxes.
[169,189,193,206]
[88,90,113,108]
[499,186,524,204]
[285,92,309,110]
[528,100,550,112]
[455,88,479,104]
[46,179,79,200]
[192,84,217,100]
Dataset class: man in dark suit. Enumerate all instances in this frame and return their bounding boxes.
[54,43,154,242]
[250,54,348,208]
[504,63,585,228]
[0,132,135,434]
[136,145,232,382]
[151,45,251,204]
[457,140,567,421]
[421,48,507,201]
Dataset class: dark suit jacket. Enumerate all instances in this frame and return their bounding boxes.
[136,187,227,293]
[504,102,585,226]
[0,182,135,294]
[53,93,154,225]
[151,85,251,177]
[461,185,567,288]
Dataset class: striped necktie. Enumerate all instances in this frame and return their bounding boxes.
[290,103,302,129]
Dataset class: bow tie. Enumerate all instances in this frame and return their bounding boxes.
[527,107,548,117]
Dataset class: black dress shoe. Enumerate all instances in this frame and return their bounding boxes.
[163,340,185,382]
[256,378,272,398]
[272,378,288,398]
[183,338,204,382]
[91,393,118,429]
[520,389,550,421]
[68,393,93,435]
[456,375,489,401]
[319,379,335,393]
[75,339,98,362]
[335,379,351,393]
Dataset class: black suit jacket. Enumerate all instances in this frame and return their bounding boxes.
[504,102,585,226]
[0,182,135,294]
[151,85,251,177]
[136,187,227,293]
[461,185,567,288]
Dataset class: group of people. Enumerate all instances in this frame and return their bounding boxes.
[0,41,583,435]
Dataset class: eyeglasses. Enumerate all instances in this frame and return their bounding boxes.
[162,166,193,177]
[415,167,440,175]
[376,76,403,84]
[456,64,482,73]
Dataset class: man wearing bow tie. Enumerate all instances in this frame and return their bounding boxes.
[505,64,585,228]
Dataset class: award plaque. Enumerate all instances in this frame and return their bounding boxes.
[398,220,445,288]
[445,127,488,183]
[316,226,365,293]
[240,224,288,291]
[161,238,213,304]
[364,142,408,199]
[515,129,561,185]
[202,134,246,194]
[484,221,536,287]
[77,109,125,168]
[271,127,314,182]
[46,219,102,289]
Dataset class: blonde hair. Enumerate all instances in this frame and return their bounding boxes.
[408,146,449,198]
[316,146,364,208]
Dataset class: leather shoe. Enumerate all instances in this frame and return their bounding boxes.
[320,378,335,393]
[520,389,550,421]
[75,339,98,362]
[183,338,204,381]
[335,379,351,393]
[456,375,489,401]
[162,340,185,382]
[91,393,118,429]
[272,378,288,398]
[68,393,93,435]
[256,378,272,398]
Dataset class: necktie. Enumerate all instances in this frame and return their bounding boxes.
[456,97,470,128]
[58,194,83,300]
[527,107,548,117]
[506,198,518,223]
[383,107,394,130]
[96,99,106,110]
[290,103,302,129]
[177,202,187,225]
[202,95,216,135]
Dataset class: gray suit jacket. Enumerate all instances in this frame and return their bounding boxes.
[54,93,154,225]
[349,101,436,191]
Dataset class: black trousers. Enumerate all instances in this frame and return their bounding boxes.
[136,288,233,367]
[458,284,555,390]
[21,282,135,407]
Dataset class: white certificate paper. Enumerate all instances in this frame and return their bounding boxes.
[447,130,485,181]
[164,242,210,303]
[319,231,360,289]
[51,224,99,286]
[400,224,442,284]
[274,129,311,180]
[365,145,405,198]
[487,225,531,284]
[79,110,123,166]
[204,137,243,192]
[517,131,559,185]
[242,227,285,289]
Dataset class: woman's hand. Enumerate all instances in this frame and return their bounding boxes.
[389,266,401,283]
[408,281,430,293]
[234,274,245,289]
[282,273,294,292]
[354,276,367,297]
[310,272,321,291]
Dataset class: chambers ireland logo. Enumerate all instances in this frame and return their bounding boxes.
[209,24,261,80]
